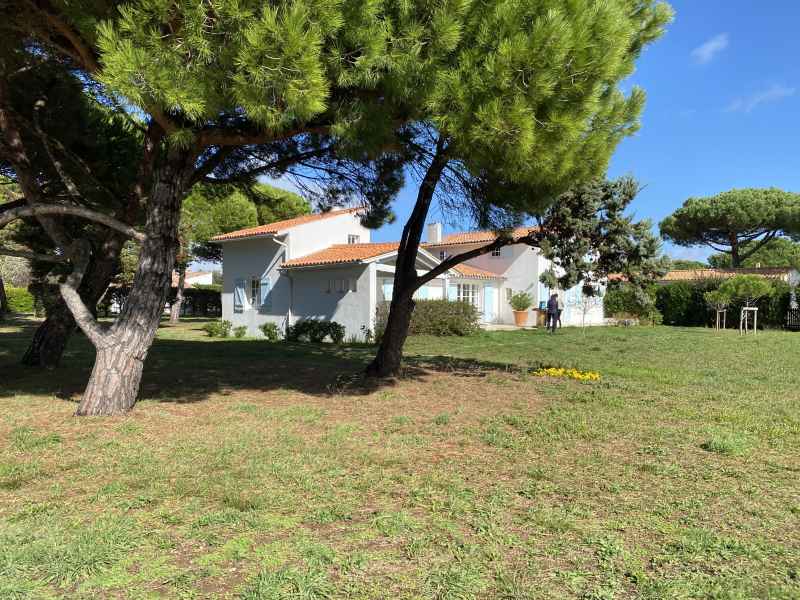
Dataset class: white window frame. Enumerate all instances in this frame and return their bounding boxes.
[250,277,261,309]
[456,283,479,307]
[348,234,360,244]
[491,247,502,257]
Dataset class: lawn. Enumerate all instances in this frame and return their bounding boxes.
[0,318,799,599]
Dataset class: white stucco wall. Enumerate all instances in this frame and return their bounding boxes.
[288,265,372,339]
[288,212,371,258]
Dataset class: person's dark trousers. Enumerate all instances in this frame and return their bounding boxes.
[547,312,557,333]
[556,309,562,328]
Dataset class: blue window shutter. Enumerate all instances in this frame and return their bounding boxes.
[234,278,246,313]
[260,276,271,311]
[447,284,458,301]
[382,281,394,301]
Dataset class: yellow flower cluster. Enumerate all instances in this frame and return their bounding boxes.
[531,367,601,381]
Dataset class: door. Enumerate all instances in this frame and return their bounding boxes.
[483,285,497,323]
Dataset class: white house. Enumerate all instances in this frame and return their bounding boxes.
[212,208,604,338]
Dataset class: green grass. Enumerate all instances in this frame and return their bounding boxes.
[1,317,799,598]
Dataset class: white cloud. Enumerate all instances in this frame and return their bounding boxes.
[691,33,729,65]
[726,84,796,113]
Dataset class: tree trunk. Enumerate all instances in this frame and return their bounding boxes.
[730,234,740,267]
[366,139,449,378]
[169,265,186,323]
[75,157,191,416]
[22,234,123,369]
[0,275,7,314]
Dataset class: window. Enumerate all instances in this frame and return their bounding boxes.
[439,250,448,260]
[348,234,360,244]
[491,247,502,257]
[328,278,351,293]
[457,283,479,307]
[250,277,261,309]
[505,288,513,303]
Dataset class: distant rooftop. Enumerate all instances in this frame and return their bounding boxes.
[211,208,362,242]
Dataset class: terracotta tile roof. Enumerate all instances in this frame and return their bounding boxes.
[452,264,503,280]
[171,271,213,288]
[424,226,539,248]
[660,267,794,282]
[281,242,399,268]
[211,208,362,242]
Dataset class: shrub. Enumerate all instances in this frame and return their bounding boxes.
[233,325,247,338]
[509,292,532,311]
[203,320,233,338]
[286,319,346,343]
[719,275,773,306]
[259,322,280,341]
[6,287,35,313]
[375,299,479,340]
[655,279,790,329]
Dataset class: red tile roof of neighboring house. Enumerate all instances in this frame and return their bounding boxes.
[660,267,794,282]
[281,242,399,268]
[171,271,213,288]
[423,226,539,248]
[280,242,501,279]
[210,207,362,242]
[451,264,503,279]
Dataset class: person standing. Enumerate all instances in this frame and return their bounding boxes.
[546,293,559,333]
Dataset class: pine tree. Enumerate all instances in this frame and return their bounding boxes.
[0,0,493,414]
[366,0,674,376]
[660,189,800,267]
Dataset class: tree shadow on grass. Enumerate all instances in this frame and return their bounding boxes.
[0,318,522,406]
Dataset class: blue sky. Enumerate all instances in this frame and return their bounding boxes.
[363,1,800,261]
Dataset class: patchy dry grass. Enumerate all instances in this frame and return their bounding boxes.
[0,318,799,599]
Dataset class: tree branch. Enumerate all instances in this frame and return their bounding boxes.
[196,123,329,148]
[739,231,779,262]
[0,203,145,242]
[57,238,110,346]
[0,247,65,263]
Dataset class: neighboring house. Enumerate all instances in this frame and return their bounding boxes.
[212,208,604,337]
[171,270,214,288]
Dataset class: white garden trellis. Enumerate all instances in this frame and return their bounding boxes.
[740,306,758,335]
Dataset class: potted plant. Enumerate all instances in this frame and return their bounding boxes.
[509,292,533,327]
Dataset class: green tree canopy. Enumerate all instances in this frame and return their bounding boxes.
[251,183,310,226]
[718,275,773,307]
[669,258,708,270]
[708,237,800,269]
[660,188,800,267]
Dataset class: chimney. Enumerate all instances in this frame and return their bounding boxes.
[427,222,442,244]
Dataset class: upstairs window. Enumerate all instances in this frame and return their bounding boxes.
[439,250,448,260]
[348,234,360,244]
[491,248,502,257]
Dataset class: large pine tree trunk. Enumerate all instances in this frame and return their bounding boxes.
[75,159,190,416]
[169,265,185,323]
[22,235,123,369]
[0,275,7,314]
[366,139,448,378]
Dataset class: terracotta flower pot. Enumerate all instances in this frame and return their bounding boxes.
[513,310,529,327]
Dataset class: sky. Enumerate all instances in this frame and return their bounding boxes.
[368,1,800,261]
[261,1,800,265]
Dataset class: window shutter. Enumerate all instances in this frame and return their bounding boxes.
[447,284,458,301]
[382,281,394,301]
[260,276,271,311]
[234,278,246,313]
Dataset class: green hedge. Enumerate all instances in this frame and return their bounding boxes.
[654,280,792,329]
[375,299,479,340]
[6,287,35,314]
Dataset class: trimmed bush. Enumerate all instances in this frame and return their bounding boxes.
[259,322,280,341]
[203,320,233,338]
[6,287,35,314]
[375,300,479,340]
[286,319,346,344]
[233,325,247,338]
